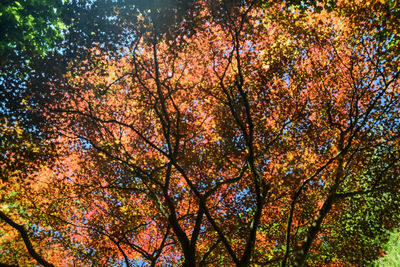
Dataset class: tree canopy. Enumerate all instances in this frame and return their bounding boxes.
[1,0,400,266]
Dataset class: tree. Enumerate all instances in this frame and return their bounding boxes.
[2,0,400,266]
[0,0,129,264]
[0,0,65,257]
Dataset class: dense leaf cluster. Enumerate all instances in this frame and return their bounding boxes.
[1,0,400,266]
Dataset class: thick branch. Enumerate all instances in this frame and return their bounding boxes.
[0,210,55,267]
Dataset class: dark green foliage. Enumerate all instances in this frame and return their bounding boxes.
[0,0,65,61]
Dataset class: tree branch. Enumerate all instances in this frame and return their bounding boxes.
[0,210,55,267]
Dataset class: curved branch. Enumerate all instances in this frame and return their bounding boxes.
[0,210,55,267]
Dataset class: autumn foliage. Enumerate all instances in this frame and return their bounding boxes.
[1,0,400,266]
